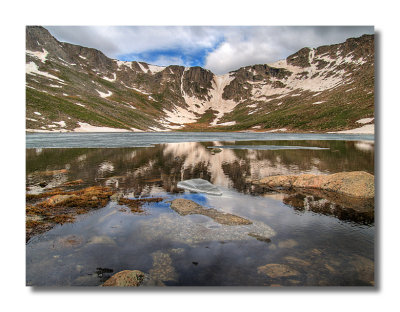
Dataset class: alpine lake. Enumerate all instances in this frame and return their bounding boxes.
[26,132,375,286]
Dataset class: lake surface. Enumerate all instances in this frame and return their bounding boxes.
[26,133,375,286]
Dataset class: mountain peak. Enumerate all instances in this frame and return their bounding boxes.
[26,26,374,134]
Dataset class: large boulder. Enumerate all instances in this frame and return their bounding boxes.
[253,171,374,198]
[102,270,145,287]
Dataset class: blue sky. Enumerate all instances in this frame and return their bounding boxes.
[46,26,374,74]
[118,41,224,68]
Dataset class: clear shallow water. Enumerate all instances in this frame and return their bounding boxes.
[26,133,375,286]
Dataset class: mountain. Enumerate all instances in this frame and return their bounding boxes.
[26,26,374,133]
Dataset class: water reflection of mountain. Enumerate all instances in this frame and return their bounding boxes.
[27,140,374,208]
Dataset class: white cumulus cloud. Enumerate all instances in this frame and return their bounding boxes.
[204,26,374,74]
[45,26,374,74]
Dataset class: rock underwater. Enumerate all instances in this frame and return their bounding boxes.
[170,198,252,225]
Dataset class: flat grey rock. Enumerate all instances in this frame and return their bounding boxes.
[177,178,222,196]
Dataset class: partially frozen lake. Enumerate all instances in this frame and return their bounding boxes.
[26,134,374,286]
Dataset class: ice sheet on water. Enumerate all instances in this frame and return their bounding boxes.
[177,178,222,196]
[26,132,374,149]
[207,145,329,151]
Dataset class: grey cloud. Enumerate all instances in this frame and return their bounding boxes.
[44,26,373,74]
[45,26,120,56]
[45,26,224,58]
[204,26,374,74]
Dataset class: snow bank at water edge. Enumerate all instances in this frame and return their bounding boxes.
[356,117,374,124]
[74,122,131,132]
[331,124,374,134]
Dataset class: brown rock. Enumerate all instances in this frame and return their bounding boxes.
[45,194,76,206]
[36,169,69,176]
[55,235,83,248]
[284,256,311,266]
[170,198,252,225]
[149,251,178,282]
[257,264,300,278]
[253,171,374,198]
[248,233,271,243]
[62,179,84,186]
[102,270,145,287]
[278,239,298,248]
[350,255,374,283]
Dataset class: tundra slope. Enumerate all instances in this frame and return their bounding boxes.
[26,26,374,133]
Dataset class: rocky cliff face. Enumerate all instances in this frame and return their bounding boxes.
[26,26,374,132]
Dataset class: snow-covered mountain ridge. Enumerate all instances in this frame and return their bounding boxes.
[26,26,374,133]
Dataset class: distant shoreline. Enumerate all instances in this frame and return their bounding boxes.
[26,124,375,135]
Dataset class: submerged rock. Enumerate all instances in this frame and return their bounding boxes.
[284,256,311,266]
[138,213,275,245]
[247,233,271,243]
[252,171,374,198]
[148,251,178,283]
[257,264,300,278]
[118,197,164,213]
[55,235,84,248]
[87,235,116,246]
[102,270,145,287]
[349,255,374,284]
[278,239,298,249]
[170,198,252,225]
[177,178,222,196]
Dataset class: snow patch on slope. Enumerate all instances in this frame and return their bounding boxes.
[53,121,66,127]
[164,72,237,126]
[26,62,64,82]
[96,90,113,98]
[147,64,166,74]
[26,49,48,63]
[136,62,148,73]
[215,121,237,126]
[102,73,116,82]
[208,74,237,125]
[265,49,364,95]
